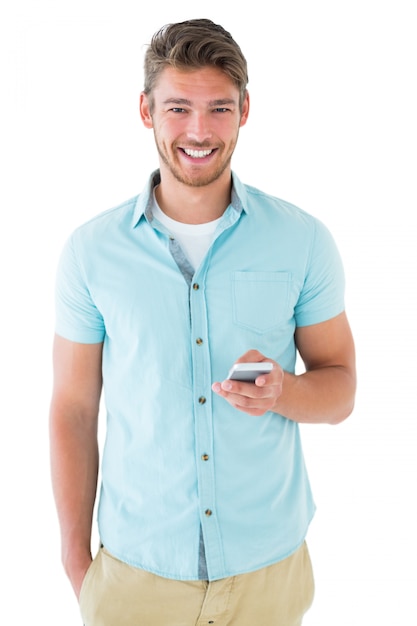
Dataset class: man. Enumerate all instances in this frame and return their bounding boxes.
[50,18,356,626]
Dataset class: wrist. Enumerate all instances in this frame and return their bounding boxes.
[64,549,93,599]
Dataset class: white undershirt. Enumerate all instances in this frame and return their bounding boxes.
[152,189,222,270]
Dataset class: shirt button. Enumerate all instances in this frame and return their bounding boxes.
[193,283,200,290]
[196,337,203,345]
[205,509,213,517]
[201,454,209,461]
[198,396,206,405]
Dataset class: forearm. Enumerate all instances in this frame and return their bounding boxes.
[274,365,356,425]
[49,404,99,573]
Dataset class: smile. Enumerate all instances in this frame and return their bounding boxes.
[182,148,214,158]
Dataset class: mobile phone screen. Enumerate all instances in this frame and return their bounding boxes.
[227,362,273,383]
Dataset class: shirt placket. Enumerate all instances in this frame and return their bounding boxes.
[154,205,243,580]
[189,272,225,578]
[189,209,242,579]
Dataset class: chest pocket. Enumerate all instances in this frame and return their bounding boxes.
[232,271,291,334]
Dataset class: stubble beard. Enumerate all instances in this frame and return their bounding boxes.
[154,134,236,188]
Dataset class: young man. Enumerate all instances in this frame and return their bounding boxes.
[50,18,356,626]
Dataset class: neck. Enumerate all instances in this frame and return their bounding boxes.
[155,167,232,225]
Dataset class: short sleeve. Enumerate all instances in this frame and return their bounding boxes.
[54,233,105,343]
[294,219,345,327]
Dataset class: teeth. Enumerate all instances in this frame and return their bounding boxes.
[183,149,213,158]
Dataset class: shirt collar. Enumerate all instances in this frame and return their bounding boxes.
[131,170,249,229]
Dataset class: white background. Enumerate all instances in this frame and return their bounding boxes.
[1,1,416,624]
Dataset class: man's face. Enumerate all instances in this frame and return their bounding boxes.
[140,66,249,188]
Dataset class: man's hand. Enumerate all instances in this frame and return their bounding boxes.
[213,314,356,424]
[212,349,284,416]
[65,551,93,600]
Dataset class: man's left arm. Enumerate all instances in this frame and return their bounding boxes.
[212,311,356,424]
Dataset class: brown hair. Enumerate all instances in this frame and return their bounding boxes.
[143,19,248,111]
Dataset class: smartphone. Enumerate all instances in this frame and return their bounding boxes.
[227,362,273,383]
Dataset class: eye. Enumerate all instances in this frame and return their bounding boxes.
[170,107,186,113]
[213,107,230,113]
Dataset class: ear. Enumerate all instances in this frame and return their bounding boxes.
[239,90,250,128]
[139,92,153,128]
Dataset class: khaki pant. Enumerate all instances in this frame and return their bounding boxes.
[80,542,314,626]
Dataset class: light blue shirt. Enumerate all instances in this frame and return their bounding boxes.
[55,170,345,581]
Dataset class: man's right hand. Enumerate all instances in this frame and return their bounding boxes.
[65,552,93,600]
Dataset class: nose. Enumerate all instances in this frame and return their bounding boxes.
[186,112,213,143]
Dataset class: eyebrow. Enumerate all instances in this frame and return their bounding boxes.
[162,98,237,107]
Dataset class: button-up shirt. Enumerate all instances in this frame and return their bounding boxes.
[55,170,345,581]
